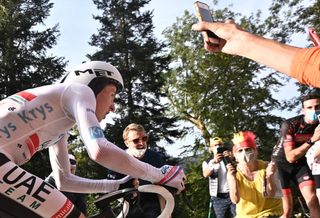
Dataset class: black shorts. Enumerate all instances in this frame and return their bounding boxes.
[276,160,314,191]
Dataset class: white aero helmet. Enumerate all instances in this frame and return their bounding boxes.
[60,61,124,96]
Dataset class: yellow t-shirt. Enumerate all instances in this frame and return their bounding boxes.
[235,160,283,218]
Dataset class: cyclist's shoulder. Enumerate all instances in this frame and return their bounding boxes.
[37,83,91,92]
[280,114,304,133]
[284,114,304,125]
[16,84,76,97]
[60,83,95,100]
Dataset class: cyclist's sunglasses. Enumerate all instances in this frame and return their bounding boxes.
[69,159,77,166]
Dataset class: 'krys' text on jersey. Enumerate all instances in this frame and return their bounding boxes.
[17,103,53,124]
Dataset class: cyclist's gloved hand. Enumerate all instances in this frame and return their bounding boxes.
[156,165,186,194]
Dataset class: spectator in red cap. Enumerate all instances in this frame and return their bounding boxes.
[226,131,283,218]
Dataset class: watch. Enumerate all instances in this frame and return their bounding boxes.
[306,139,315,145]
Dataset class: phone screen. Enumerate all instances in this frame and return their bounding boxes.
[198,7,214,23]
[316,110,320,122]
[194,1,219,40]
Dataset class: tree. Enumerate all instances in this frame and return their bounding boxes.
[163,9,284,155]
[0,0,66,98]
[88,0,184,152]
[162,7,290,217]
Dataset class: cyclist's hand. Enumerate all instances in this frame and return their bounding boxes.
[132,178,139,189]
[157,165,186,194]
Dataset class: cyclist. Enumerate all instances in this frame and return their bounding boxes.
[0,61,186,218]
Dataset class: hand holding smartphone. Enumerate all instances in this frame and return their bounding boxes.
[309,28,320,47]
[194,1,220,46]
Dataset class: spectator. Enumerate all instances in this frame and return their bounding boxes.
[192,21,320,88]
[106,123,166,218]
[46,154,87,215]
[272,92,320,218]
[306,140,320,205]
[202,137,236,218]
[227,131,283,218]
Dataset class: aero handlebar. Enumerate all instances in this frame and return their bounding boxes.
[91,184,174,218]
[138,185,174,218]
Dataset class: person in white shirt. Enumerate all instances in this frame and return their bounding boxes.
[306,140,320,205]
[202,137,236,218]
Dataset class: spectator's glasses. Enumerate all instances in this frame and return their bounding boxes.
[129,136,148,144]
[69,159,77,166]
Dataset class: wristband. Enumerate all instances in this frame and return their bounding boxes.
[306,139,315,146]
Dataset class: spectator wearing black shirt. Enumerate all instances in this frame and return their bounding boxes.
[106,123,166,218]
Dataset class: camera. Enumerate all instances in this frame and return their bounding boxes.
[216,147,232,165]
[217,146,228,154]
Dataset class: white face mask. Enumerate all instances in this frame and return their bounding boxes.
[236,149,255,163]
[127,147,147,159]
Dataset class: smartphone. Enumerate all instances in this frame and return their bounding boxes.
[217,146,228,154]
[316,110,320,122]
[194,1,220,44]
[309,28,320,46]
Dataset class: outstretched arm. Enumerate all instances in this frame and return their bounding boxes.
[192,21,320,88]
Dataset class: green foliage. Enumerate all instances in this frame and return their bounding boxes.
[163,9,284,157]
[0,0,66,97]
[88,0,185,153]
[173,156,210,218]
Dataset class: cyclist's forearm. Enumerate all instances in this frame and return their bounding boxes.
[90,139,162,183]
[54,172,122,193]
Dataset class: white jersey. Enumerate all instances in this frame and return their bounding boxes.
[0,83,162,194]
[306,141,320,175]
